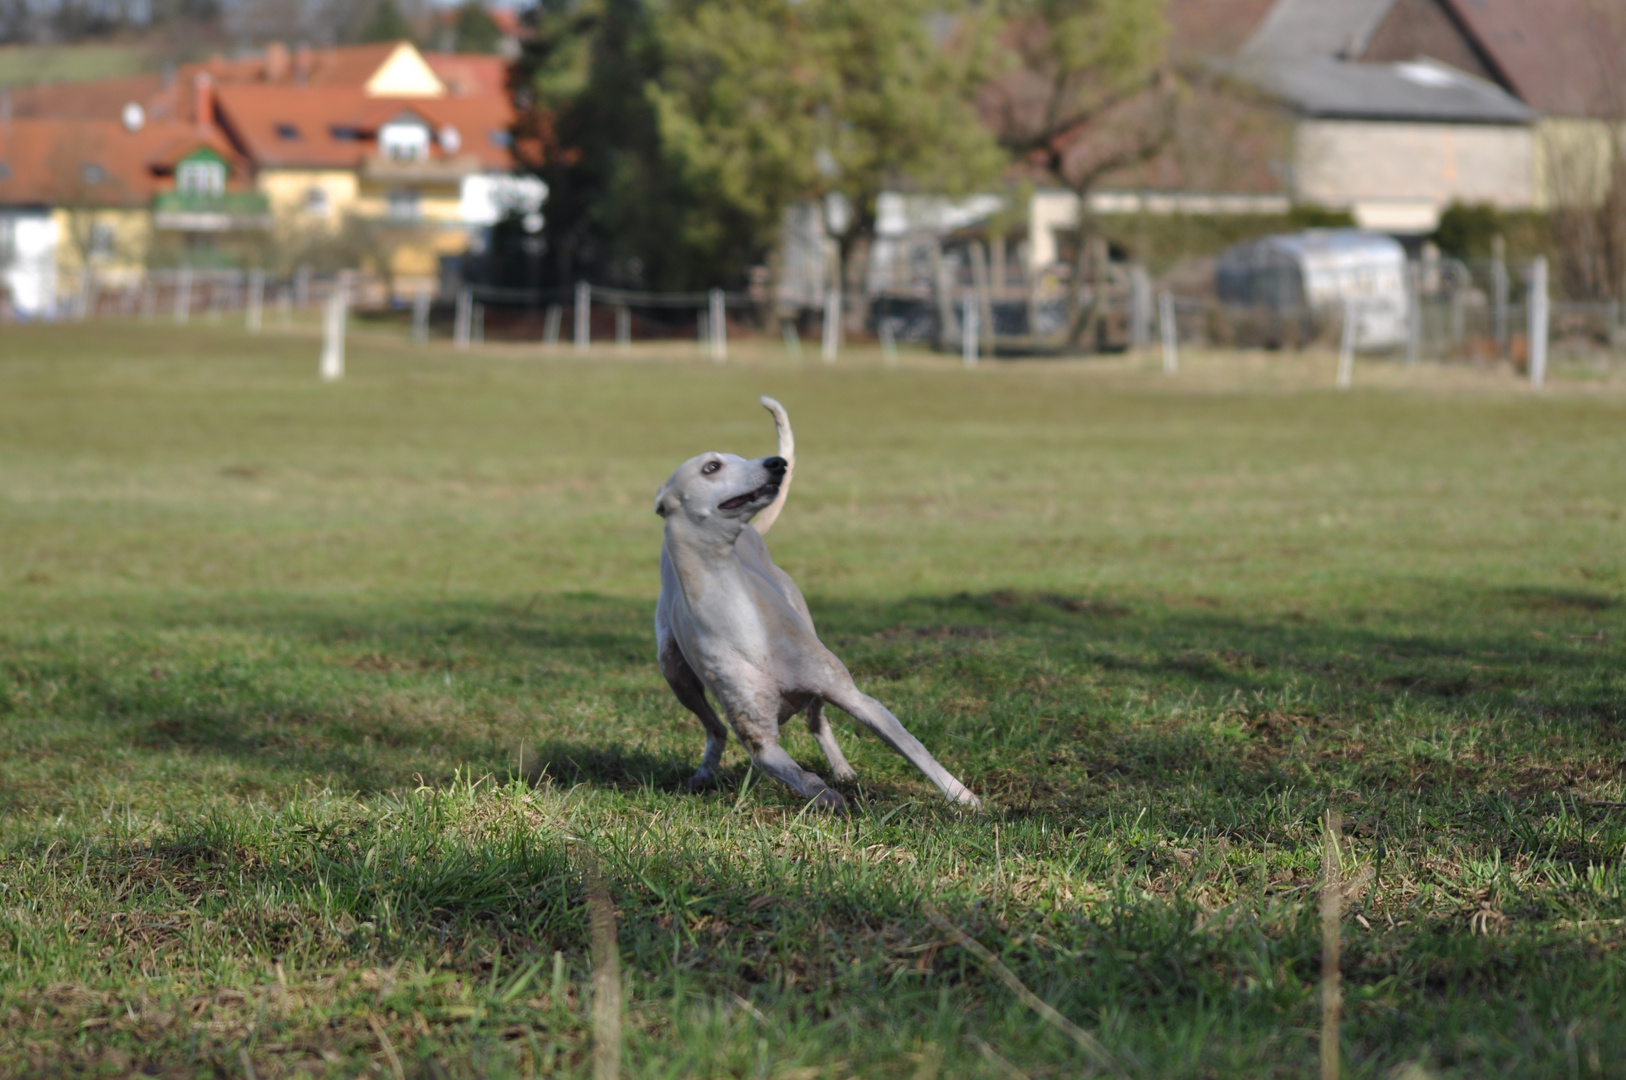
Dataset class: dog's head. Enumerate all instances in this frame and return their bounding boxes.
[655,452,787,540]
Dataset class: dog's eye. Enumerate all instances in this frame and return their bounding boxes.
[700,461,720,475]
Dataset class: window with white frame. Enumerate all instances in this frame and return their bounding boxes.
[304,186,330,217]
[379,120,430,163]
[177,158,226,196]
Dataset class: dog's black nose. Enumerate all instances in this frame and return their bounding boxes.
[763,456,787,474]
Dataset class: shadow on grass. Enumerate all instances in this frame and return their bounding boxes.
[3,585,1621,806]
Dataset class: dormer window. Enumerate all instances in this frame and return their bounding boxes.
[177,158,226,195]
[276,123,300,140]
[379,118,430,163]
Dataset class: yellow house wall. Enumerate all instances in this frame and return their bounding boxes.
[257,168,474,281]
[354,181,470,279]
[258,169,360,233]
[1533,117,1624,211]
[50,206,152,292]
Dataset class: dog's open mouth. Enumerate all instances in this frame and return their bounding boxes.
[718,483,778,511]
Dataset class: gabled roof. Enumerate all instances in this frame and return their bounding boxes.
[4,41,500,125]
[1233,55,1534,123]
[1440,0,1626,118]
[425,53,509,98]
[212,84,514,170]
[1241,0,1396,59]
[1167,0,1279,58]
[0,118,246,207]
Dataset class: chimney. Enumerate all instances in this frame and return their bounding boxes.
[293,44,313,83]
[194,72,214,129]
[266,42,289,82]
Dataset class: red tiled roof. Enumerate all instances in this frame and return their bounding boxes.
[4,42,495,125]
[1442,0,1626,118]
[0,118,246,206]
[1167,0,1279,57]
[213,84,515,170]
[6,40,518,179]
[425,53,510,98]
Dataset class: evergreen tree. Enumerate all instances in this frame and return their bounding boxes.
[453,1,503,54]
[359,0,412,44]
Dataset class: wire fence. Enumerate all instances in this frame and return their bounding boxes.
[8,257,1623,386]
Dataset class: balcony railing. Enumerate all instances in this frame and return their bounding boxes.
[361,154,485,184]
[152,191,273,232]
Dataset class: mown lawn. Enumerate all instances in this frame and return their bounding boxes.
[1,321,1623,1079]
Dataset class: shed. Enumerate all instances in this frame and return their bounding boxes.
[1215,229,1408,348]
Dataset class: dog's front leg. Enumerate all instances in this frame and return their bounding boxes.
[658,638,729,790]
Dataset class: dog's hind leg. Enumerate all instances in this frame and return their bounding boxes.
[737,730,847,812]
[819,680,980,808]
[806,700,857,782]
[659,639,730,791]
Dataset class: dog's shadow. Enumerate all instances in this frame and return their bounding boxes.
[519,739,696,792]
[516,737,927,809]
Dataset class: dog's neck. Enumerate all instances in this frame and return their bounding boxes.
[663,517,748,602]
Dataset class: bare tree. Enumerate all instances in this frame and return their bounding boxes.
[984,0,1176,344]
[1543,0,1626,302]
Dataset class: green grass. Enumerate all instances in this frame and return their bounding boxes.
[2,322,1624,1078]
[0,44,154,88]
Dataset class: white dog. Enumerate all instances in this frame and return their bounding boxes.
[653,397,980,811]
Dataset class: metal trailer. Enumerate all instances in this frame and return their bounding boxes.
[1216,229,1410,350]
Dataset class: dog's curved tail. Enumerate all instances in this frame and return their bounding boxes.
[753,395,794,535]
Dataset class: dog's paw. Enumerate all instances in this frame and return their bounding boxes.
[831,765,858,783]
[685,770,718,793]
[809,787,848,813]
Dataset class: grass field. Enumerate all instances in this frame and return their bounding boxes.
[2,321,1624,1079]
[0,44,154,88]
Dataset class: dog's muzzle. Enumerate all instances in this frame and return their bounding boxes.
[718,457,786,511]
[718,482,779,511]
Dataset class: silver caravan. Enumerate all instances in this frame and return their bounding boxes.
[1215,229,1409,349]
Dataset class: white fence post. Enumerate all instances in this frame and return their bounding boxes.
[453,288,472,350]
[880,318,899,367]
[320,281,346,381]
[574,280,591,351]
[1528,256,1549,389]
[821,287,840,363]
[412,287,430,344]
[709,287,726,363]
[962,291,979,368]
[1130,265,1151,351]
[782,319,803,360]
[1491,249,1509,358]
[1159,290,1178,375]
[615,304,630,352]
[1337,301,1357,390]
[246,268,264,333]
[1404,262,1421,366]
[294,265,311,309]
[174,266,192,325]
[542,303,562,347]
